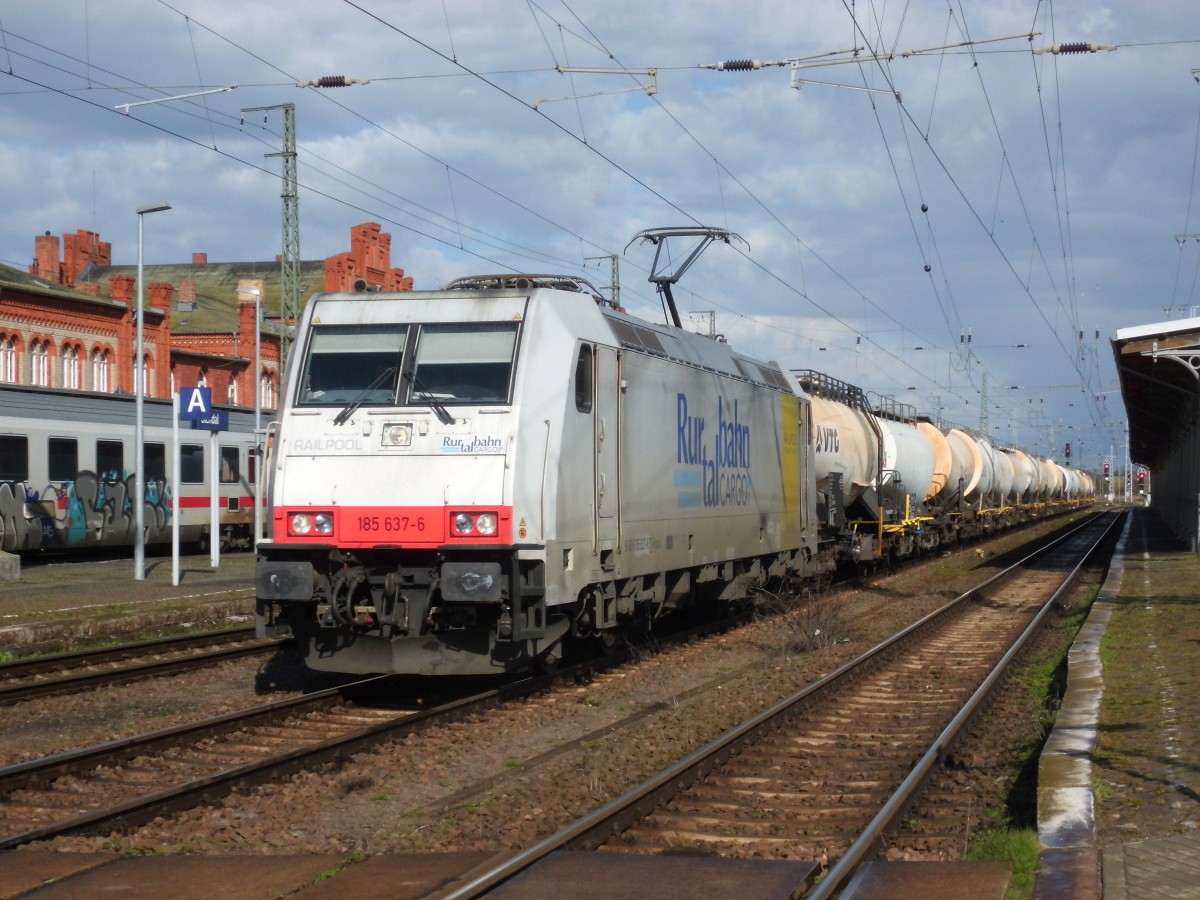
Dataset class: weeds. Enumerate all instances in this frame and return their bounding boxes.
[755,587,848,656]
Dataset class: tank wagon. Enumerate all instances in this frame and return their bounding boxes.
[794,370,1093,567]
[254,263,1093,677]
[0,384,258,554]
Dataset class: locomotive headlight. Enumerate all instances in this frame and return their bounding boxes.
[452,512,474,535]
[382,422,413,447]
[474,513,498,535]
[290,512,334,536]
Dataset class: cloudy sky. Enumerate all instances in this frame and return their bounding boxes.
[2,1,1197,468]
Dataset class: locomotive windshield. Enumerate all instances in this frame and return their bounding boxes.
[296,321,520,409]
[408,323,519,404]
[298,325,405,406]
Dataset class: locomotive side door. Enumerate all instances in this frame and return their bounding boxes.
[593,345,621,567]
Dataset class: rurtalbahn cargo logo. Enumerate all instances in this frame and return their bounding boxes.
[675,393,753,507]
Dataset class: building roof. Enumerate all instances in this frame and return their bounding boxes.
[81,260,326,333]
[0,263,126,309]
[2,257,326,334]
[1112,317,1200,470]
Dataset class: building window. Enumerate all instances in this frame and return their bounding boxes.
[228,376,238,406]
[141,354,152,398]
[260,369,274,410]
[197,369,208,388]
[91,348,110,392]
[0,335,17,383]
[63,345,80,390]
[31,341,50,387]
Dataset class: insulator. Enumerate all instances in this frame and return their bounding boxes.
[317,75,350,88]
[718,59,760,71]
[1055,42,1093,54]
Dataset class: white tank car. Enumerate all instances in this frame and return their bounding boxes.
[1040,458,1065,500]
[1003,448,1037,503]
[989,441,1015,503]
[877,416,938,511]
[943,428,983,504]
[255,275,822,676]
[806,393,879,506]
[969,439,998,505]
[916,422,952,502]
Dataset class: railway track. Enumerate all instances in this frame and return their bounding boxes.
[0,628,285,706]
[434,510,1122,898]
[0,605,754,852]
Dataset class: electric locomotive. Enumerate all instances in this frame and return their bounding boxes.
[255,273,826,675]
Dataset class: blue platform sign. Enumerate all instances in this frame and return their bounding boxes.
[179,387,212,420]
[178,386,227,432]
[191,410,228,432]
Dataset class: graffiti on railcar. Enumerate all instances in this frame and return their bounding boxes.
[0,471,176,552]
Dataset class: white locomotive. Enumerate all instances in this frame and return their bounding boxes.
[255,254,1092,677]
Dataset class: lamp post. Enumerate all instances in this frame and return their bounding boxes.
[134,201,171,580]
[239,286,263,545]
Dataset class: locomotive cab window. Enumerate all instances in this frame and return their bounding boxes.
[408,322,519,404]
[574,344,593,413]
[298,326,406,406]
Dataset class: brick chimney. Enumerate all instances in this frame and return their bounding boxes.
[109,274,135,303]
[148,283,174,311]
[32,233,61,282]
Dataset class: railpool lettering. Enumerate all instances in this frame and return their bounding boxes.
[675,393,753,507]
[293,437,365,452]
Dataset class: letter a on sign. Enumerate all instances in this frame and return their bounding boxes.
[179,387,213,421]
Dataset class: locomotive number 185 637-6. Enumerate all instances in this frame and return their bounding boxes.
[356,515,427,533]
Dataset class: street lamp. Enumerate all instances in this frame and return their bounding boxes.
[134,201,171,580]
[239,286,263,545]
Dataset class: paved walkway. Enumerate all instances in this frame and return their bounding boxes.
[1036,508,1200,900]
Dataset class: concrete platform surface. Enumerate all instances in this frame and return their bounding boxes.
[1103,833,1200,900]
[10,852,345,899]
[483,850,818,900]
[839,860,1012,900]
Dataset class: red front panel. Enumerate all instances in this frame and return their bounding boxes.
[276,505,514,547]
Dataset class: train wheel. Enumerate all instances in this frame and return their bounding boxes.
[536,645,561,675]
[595,627,622,656]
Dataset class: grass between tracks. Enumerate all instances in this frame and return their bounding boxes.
[964,588,1097,900]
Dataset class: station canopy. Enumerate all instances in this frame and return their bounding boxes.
[1112,317,1200,470]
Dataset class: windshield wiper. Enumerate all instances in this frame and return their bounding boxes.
[408,370,455,425]
[333,366,397,426]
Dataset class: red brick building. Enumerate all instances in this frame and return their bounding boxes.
[0,223,414,410]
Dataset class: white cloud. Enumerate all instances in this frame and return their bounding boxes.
[2,0,1195,463]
